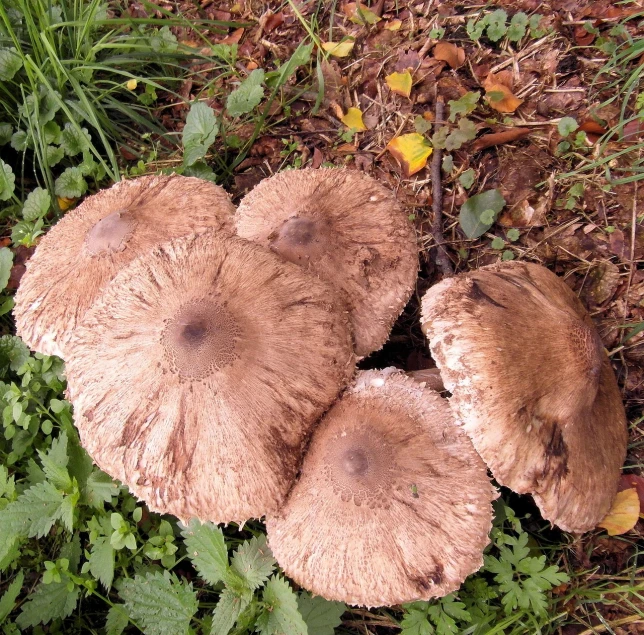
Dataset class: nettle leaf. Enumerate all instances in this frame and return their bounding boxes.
[0,159,15,201]
[182,102,219,167]
[0,248,13,292]
[0,569,23,622]
[55,167,88,198]
[459,189,506,239]
[83,468,119,509]
[16,580,80,629]
[0,123,12,146]
[226,69,265,117]
[120,571,198,635]
[61,123,91,156]
[181,519,230,585]
[0,480,65,538]
[89,536,115,589]
[297,592,345,635]
[210,587,249,635]
[22,187,51,221]
[257,576,307,635]
[230,534,276,590]
[448,91,480,122]
[105,604,130,635]
[0,47,22,81]
[38,431,71,490]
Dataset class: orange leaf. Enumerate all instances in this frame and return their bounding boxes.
[471,127,531,152]
[220,27,244,45]
[433,42,466,69]
[597,488,640,536]
[341,107,367,131]
[386,133,432,177]
[385,70,413,98]
[483,76,523,113]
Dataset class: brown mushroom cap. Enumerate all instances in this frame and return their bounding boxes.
[266,369,495,606]
[235,168,419,357]
[14,174,235,358]
[421,261,628,533]
[65,231,355,524]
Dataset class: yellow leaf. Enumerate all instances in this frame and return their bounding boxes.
[386,133,432,177]
[386,71,413,98]
[126,79,138,91]
[385,19,403,31]
[597,488,640,536]
[57,197,76,211]
[343,2,381,25]
[341,107,367,131]
[321,40,355,58]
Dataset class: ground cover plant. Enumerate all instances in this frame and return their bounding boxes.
[1,0,644,633]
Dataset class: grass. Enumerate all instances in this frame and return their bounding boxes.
[1,1,644,633]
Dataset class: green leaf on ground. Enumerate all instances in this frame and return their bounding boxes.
[297,592,345,635]
[0,570,23,622]
[0,248,13,292]
[0,47,22,81]
[182,102,219,167]
[105,604,130,635]
[22,187,51,221]
[89,536,115,589]
[210,587,249,635]
[226,69,265,117]
[459,189,506,239]
[55,167,88,198]
[0,159,15,201]
[181,519,230,585]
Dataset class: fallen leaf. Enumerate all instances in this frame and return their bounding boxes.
[57,197,76,211]
[322,40,355,58]
[386,133,433,177]
[574,24,596,46]
[385,18,402,31]
[343,2,381,24]
[622,119,644,141]
[385,70,413,98]
[471,127,531,152]
[341,107,367,131]
[433,42,466,69]
[264,12,284,32]
[220,27,244,45]
[619,474,644,514]
[483,79,523,113]
[597,488,640,536]
[580,119,608,143]
[336,143,357,153]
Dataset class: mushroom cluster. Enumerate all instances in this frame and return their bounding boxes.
[13,169,628,609]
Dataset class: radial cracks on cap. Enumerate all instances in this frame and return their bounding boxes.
[85,209,138,256]
[162,299,241,379]
[269,216,330,266]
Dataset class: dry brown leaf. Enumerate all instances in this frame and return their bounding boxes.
[433,41,466,69]
[220,27,244,45]
[483,74,523,113]
[471,128,531,152]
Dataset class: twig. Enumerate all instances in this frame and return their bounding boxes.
[430,97,454,277]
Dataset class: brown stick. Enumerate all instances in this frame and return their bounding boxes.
[430,97,454,277]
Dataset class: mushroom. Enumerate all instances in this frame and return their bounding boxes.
[14,174,235,358]
[235,168,419,357]
[265,368,495,606]
[420,261,628,533]
[64,231,355,524]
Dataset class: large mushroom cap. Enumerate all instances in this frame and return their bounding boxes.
[65,231,355,524]
[266,369,494,606]
[421,261,628,533]
[235,168,419,357]
[14,174,235,358]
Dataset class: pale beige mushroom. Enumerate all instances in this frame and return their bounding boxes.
[235,168,419,357]
[15,174,235,358]
[421,261,628,533]
[65,231,355,525]
[266,369,495,606]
